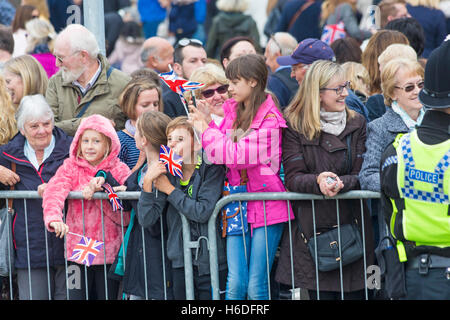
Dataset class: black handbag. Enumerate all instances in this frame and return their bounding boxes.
[296,135,364,272]
[297,220,364,272]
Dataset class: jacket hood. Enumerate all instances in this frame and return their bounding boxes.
[69,114,121,167]
[217,12,253,31]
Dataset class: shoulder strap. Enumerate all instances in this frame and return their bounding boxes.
[75,67,114,118]
[288,0,314,30]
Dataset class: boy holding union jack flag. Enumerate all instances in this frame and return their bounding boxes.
[144,116,228,300]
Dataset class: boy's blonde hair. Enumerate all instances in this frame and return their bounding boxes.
[166,116,195,141]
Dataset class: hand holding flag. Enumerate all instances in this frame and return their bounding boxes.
[101,183,124,211]
[68,234,104,267]
[159,145,183,179]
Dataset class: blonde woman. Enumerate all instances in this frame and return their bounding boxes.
[0,75,17,146]
[25,18,58,78]
[341,61,370,103]
[405,0,446,57]
[2,54,48,108]
[321,0,374,42]
[188,63,230,126]
[275,60,374,300]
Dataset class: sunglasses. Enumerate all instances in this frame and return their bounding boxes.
[201,84,229,98]
[176,38,203,48]
[395,80,424,93]
[320,81,350,96]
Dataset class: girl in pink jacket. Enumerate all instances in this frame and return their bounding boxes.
[189,54,293,300]
[42,114,131,300]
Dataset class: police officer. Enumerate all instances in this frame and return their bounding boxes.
[380,40,450,299]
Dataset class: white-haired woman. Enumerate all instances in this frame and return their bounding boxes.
[275,60,374,300]
[25,17,58,78]
[0,94,73,300]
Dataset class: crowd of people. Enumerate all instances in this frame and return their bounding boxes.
[0,0,449,301]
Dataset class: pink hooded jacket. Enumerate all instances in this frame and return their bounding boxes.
[43,115,131,265]
[202,94,294,230]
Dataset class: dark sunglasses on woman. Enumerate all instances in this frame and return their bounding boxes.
[201,84,229,99]
[395,80,425,93]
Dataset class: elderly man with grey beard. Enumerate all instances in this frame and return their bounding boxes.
[45,24,130,136]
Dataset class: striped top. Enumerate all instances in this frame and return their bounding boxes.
[117,130,140,170]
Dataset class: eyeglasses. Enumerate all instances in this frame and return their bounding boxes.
[175,38,203,48]
[320,81,350,96]
[54,50,81,64]
[395,80,424,93]
[201,84,229,98]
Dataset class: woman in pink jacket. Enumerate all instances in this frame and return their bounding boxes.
[42,114,131,300]
[189,54,293,300]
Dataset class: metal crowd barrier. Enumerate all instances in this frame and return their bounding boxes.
[206,191,381,300]
[0,190,381,300]
[0,190,177,300]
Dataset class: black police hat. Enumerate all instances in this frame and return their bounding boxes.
[419,40,450,109]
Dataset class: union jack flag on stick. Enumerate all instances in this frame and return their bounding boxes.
[159,145,183,179]
[68,233,104,267]
[159,69,204,142]
[101,183,124,211]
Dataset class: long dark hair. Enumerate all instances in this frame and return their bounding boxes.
[225,54,268,133]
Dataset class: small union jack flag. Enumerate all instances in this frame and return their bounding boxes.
[159,70,205,114]
[321,21,346,45]
[101,183,123,211]
[159,145,183,179]
[159,70,204,94]
[68,236,104,267]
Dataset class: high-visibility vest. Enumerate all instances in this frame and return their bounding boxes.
[390,130,450,255]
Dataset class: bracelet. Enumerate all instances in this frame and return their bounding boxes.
[95,170,107,180]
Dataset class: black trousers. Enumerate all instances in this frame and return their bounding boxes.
[401,268,450,300]
[67,262,119,300]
